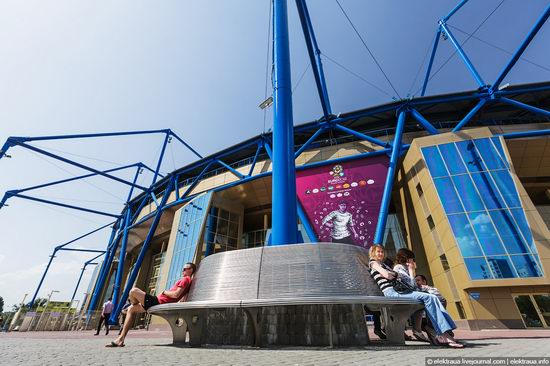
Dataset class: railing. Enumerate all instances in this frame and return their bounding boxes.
[7,310,103,332]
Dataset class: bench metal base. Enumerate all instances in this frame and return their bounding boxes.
[162,304,369,347]
[156,302,422,347]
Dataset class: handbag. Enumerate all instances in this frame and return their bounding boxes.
[390,278,415,294]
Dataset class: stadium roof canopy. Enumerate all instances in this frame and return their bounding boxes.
[150,80,550,204]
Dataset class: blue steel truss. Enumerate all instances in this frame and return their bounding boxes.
[0,0,549,322]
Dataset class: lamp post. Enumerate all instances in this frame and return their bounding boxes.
[8,293,28,331]
[37,290,59,331]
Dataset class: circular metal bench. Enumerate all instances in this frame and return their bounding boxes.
[149,243,422,347]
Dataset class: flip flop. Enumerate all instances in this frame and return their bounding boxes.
[447,341,465,349]
[106,341,125,348]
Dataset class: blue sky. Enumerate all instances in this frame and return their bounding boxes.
[0,0,549,310]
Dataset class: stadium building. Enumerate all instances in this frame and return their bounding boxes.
[77,81,550,330]
[3,1,550,332]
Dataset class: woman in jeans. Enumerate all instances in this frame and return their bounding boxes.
[368,244,464,348]
[393,248,429,342]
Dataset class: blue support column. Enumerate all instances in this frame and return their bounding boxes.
[442,0,470,22]
[111,177,174,320]
[296,199,317,242]
[295,0,332,119]
[182,161,213,199]
[109,166,141,315]
[421,30,441,97]
[87,221,121,315]
[30,251,57,307]
[71,267,87,306]
[11,193,119,218]
[70,253,103,305]
[263,140,273,161]
[271,0,298,245]
[110,209,131,316]
[294,126,325,159]
[499,129,550,140]
[216,159,246,179]
[410,109,440,135]
[152,133,170,185]
[452,98,487,132]
[491,4,550,92]
[439,22,486,88]
[29,221,113,307]
[248,143,263,176]
[332,123,391,148]
[16,142,147,191]
[498,97,550,119]
[373,110,407,245]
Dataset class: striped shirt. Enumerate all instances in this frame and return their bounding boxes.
[368,259,393,292]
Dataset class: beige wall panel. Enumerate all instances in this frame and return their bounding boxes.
[525,210,550,244]
[431,206,447,229]
[470,298,501,319]
[493,300,522,320]
[488,287,512,299]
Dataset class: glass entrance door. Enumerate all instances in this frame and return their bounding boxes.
[513,294,550,328]
[533,295,550,327]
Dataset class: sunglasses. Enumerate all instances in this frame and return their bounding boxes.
[183,267,192,271]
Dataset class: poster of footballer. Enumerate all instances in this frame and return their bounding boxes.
[296,155,389,248]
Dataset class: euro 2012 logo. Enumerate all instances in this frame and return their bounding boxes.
[329,164,344,177]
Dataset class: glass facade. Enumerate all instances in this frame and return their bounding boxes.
[166,192,212,288]
[205,207,240,254]
[421,137,543,280]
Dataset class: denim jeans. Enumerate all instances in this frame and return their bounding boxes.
[383,288,456,335]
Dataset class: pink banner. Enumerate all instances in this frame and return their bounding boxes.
[296,155,389,248]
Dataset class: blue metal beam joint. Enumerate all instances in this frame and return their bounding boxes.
[438,20,486,88]
[373,109,407,245]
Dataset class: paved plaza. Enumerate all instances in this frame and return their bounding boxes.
[1,329,550,366]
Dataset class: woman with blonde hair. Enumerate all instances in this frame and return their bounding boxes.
[368,244,464,348]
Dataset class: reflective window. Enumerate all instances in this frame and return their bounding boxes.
[447,214,483,257]
[510,209,537,253]
[491,170,521,208]
[471,172,506,210]
[452,174,484,212]
[468,212,506,255]
[422,146,448,177]
[456,141,486,172]
[464,258,493,280]
[511,255,543,278]
[433,177,463,214]
[485,256,516,278]
[438,143,467,175]
[491,137,510,169]
[473,138,507,170]
[423,137,543,280]
[489,210,529,254]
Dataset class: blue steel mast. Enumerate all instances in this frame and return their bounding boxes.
[271,0,298,245]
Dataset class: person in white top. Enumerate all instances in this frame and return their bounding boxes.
[393,248,430,343]
[95,298,114,336]
[321,202,358,244]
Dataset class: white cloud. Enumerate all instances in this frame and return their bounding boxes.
[469,213,490,226]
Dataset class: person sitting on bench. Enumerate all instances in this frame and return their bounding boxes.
[367,245,464,348]
[107,262,196,348]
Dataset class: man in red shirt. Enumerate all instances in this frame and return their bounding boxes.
[107,262,196,347]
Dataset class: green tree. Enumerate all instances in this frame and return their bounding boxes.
[0,296,4,313]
